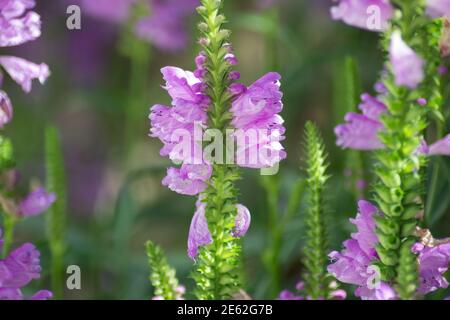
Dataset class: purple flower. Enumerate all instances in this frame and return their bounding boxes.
[0,230,52,300]
[231,72,286,168]
[335,94,450,156]
[278,290,305,300]
[162,163,211,196]
[412,242,450,294]
[188,199,251,259]
[187,199,212,259]
[18,187,56,217]
[427,134,450,156]
[232,204,251,238]
[149,66,208,163]
[278,281,347,300]
[335,93,386,150]
[81,0,134,23]
[0,90,13,128]
[390,31,425,89]
[0,0,41,47]
[328,200,397,300]
[329,200,450,299]
[426,0,450,18]
[330,0,394,32]
[0,0,49,127]
[135,0,198,52]
[0,56,50,93]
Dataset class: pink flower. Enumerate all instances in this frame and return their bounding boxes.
[0,229,52,300]
[335,93,386,150]
[390,31,425,89]
[0,56,50,93]
[187,198,251,259]
[0,90,13,128]
[0,0,50,127]
[427,134,450,156]
[162,163,211,196]
[81,0,134,23]
[330,0,394,32]
[426,0,450,18]
[135,0,199,52]
[413,242,450,294]
[18,187,56,217]
[327,200,396,300]
[231,72,286,168]
[0,0,41,47]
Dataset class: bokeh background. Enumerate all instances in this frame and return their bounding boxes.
[6,0,449,299]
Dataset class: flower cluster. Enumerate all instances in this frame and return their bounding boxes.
[187,197,250,259]
[278,281,346,300]
[328,201,450,299]
[0,229,52,300]
[82,0,199,52]
[0,0,50,128]
[335,92,450,155]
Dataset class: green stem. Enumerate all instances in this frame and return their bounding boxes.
[193,0,243,300]
[2,214,16,258]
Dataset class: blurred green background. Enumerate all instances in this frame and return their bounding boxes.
[4,0,449,299]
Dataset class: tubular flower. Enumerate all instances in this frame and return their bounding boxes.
[0,229,52,300]
[389,31,425,89]
[0,0,50,127]
[328,201,450,299]
[18,187,56,217]
[335,94,450,155]
[231,72,286,168]
[187,198,251,260]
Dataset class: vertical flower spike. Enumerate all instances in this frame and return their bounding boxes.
[146,241,184,300]
[389,31,425,89]
[330,0,448,300]
[191,0,245,300]
[302,122,332,299]
[370,2,443,300]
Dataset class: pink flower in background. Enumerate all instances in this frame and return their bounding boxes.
[335,93,386,150]
[389,31,425,89]
[135,0,199,52]
[328,200,450,299]
[330,0,394,31]
[231,72,287,168]
[426,0,450,17]
[427,134,450,156]
[18,187,56,217]
[327,201,397,300]
[0,91,13,128]
[335,94,450,156]
[82,0,198,52]
[81,0,134,23]
[188,198,251,259]
[0,229,52,300]
[0,0,49,127]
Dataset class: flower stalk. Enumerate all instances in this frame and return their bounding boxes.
[373,1,444,299]
[192,0,243,300]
